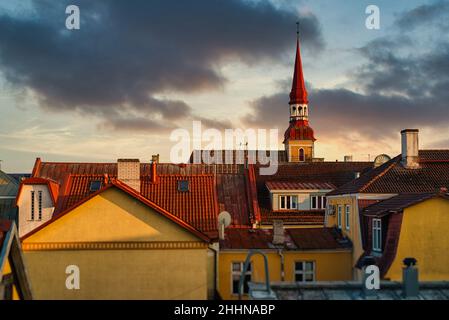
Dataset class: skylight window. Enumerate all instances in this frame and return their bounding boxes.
[177,180,189,192]
[89,180,102,192]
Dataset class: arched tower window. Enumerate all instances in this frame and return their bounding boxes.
[298,107,302,116]
[299,148,305,162]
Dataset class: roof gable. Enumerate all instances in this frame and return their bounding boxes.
[22,181,210,242]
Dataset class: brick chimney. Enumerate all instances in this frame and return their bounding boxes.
[401,129,419,169]
[150,154,158,184]
[272,220,285,245]
[117,159,140,192]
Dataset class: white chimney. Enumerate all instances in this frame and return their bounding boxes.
[401,129,419,169]
[117,159,140,192]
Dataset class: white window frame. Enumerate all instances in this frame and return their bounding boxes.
[294,261,315,282]
[311,195,326,210]
[231,261,252,295]
[337,205,342,229]
[345,205,350,230]
[373,218,382,252]
[279,195,298,210]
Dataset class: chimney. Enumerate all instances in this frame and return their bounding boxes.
[344,155,353,162]
[272,220,285,245]
[151,154,159,163]
[402,257,419,298]
[401,129,419,169]
[150,155,158,184]
[117,159,140,192]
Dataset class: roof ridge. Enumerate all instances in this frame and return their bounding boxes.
[359,156,400,193]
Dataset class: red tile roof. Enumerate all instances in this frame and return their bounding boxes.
[260,208,325,226]
[328,150,449,196]
[220,227,351,250]
[27,159,255,237]
[266,181,335,191]
[21,179,211,242]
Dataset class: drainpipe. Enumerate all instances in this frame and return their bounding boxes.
[278,249,285,282]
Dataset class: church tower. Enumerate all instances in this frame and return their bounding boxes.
[284,28,316,162]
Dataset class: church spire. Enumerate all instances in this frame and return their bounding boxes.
[289,23,308,105]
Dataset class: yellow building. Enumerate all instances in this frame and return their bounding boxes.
[326,130,449,281]
[217,228,352,300]
[20,180,215,300]
[0,220,33,300]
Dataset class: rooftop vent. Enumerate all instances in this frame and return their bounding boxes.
[89,180,102,192]
[403,257,419,298]
[177,180,189,192]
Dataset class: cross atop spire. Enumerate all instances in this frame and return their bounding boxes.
[289,22,308,105]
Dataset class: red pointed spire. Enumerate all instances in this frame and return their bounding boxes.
[289,37,308,105]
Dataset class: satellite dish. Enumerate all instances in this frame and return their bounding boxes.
[218,211,232,240]
[374,154,391,167]
[218,211,232,227]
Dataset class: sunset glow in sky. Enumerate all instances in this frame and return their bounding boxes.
[0,0,448,172]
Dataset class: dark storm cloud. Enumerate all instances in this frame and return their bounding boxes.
[0,0,324,132]
[243,2,449,142]
[395,0,449,30]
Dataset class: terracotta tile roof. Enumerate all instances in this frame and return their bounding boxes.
[266,181,335,191]
[22,179,211,242]
[328,150,449,196]
[141,175,218,236]
[260,208,325,225]
[27,159,255,237]
[219,227,351,250]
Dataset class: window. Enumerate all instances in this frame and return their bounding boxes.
[30,191,35,221]
[38,191,43,220]
[337,205,342,229]
[89,180,102,192]
[373,219,382,252]
[299,148,305,162]
[311,195,326,209]
[279,195,297,210]
[178,180,189,192]
[294,261,315,282]
[232,262,252,295]
[345,205,350,230]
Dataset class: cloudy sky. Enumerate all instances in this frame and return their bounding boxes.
[0,0,448,172]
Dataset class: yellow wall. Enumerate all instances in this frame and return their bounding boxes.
[218,250,352,300]
[1,259,20,300]
[385,197,449,280]
[22,187,210,300]
[326,196,363,279]
[287,140,314,162]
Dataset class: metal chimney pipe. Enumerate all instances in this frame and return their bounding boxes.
[402,257,419,298]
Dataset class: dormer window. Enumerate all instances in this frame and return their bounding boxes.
[89,180,102,192]
[311,195,326,209]
[373,218,382,252]
[279,195,297,210]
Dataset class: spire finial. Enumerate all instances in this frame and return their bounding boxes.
[296,21,299,39]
